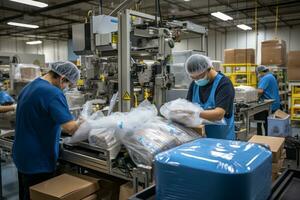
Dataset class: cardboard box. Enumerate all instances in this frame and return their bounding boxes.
[82,194,98,200]
[272,158,284,174]
[224,48,255,64]
[192,125,205,137]
[287,51,300,81]
[261,40,286,65]
[287,68,300,81]
[288,51,300,68]
[248,135,285,163]
[30,174,100,200]
[119,182,134,200]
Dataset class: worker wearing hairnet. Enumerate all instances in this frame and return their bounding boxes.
[185,54,235,140]
[13,61,82,200]
[254,65,280,135]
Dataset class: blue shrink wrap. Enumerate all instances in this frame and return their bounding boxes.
[155,138,272,200]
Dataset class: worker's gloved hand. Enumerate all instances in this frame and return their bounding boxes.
[169,109,202,126]
[76,116,85,127]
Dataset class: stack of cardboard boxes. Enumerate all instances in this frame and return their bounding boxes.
[248,135,286,182]
[224,48,255,64]
[287,51,300,81]
[261,40,287,66]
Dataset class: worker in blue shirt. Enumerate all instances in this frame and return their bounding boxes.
[185,54,235,140]
[12,61,82,200]
[254,65,281,135]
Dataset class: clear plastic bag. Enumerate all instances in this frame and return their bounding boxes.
[64,100,105,144]
[88,128,119,149]
[14,64,41,81]
[122,127,179,167]
[142,117,200,144]
[160,98,226,127]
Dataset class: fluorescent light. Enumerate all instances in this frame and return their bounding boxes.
[184,0,191,2]
[26,40,42,45]
[7,22,39,29]
[211,12,233,21]
[10,0,48,8]
[237,24,252,31]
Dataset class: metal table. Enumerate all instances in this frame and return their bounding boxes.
[235,100,274,137]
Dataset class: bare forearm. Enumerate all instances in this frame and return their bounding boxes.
[200,108,225,121]
[61,120,80,135]
[0,105,14,113]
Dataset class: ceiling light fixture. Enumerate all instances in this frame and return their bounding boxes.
[26,40,42,45]
[184,0,191,2]
[211,12,233,21]
[237,24,252,31]
[10,0,48,8]
[7,22,39,29]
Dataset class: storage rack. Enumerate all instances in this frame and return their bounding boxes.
[267,65,289,112]
[288,81,300,122]
[223,64,258,87]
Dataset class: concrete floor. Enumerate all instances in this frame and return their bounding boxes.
[1,128,300,199]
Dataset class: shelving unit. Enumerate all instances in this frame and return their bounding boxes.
[289,82,300,121]
[223,63,258,87]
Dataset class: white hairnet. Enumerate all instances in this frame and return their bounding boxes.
[50,61,80,84]
[256,65,269,74]
[185,54,212,75]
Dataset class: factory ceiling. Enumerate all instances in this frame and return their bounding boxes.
[0,0,299,40]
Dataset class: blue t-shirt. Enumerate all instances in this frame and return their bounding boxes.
[258,73,281,112]
[13,78,73,174]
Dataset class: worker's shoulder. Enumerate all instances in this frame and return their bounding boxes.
[219,74,233,85]
[29,78,62,96]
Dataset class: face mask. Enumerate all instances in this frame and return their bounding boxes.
[63,85,69,93]
[194,75,209,86]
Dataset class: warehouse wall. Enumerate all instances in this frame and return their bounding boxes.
[224,25,300,64]
[173,30,226,61]
[0,37,68,63]
[173,25,300,64]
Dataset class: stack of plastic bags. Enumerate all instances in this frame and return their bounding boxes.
[160,98,226,127]
[64,99,200,166]
[234,85,258,103]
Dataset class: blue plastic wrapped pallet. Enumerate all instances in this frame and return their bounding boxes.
[155,138,272,200]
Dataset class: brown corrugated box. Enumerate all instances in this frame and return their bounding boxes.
[287,51,300,81]
[224,48,255,64]
[30,174,100,200]
[119,182,143,200]
[82,194,98,200]
[261,40,286,65]
[192,125,205,137]
[248,135,285,163]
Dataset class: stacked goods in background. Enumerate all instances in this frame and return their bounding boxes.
[248,135,286,182]
[287,51,300,81]
[223,49,257,87]
[261,40,287,66]
[261,39,288,111]
[224,48,255,64]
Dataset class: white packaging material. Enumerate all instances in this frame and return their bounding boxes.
[160,98,226,127]
[122,127,179,167]
[234,85,258,103]
[64,121,92,144]
[14,64,41,81]
[143,117,200,144]
[88,128,119,149]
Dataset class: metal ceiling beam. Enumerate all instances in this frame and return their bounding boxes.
[170,0,300,21]
[0,0,93,23]
[0,6,81,23]
[0,22,73,36]
[256,0,291,27]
